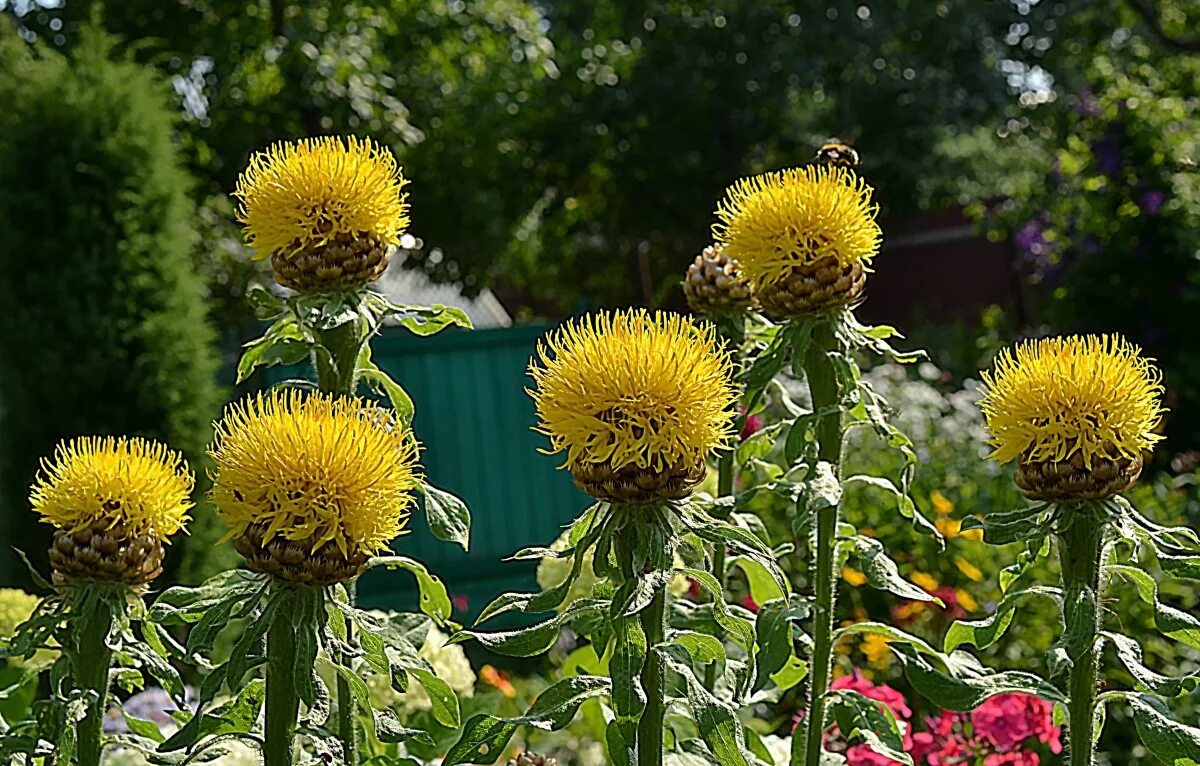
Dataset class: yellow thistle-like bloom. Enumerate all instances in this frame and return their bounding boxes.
[209,390,421,580]
[32,436,193,585]
[528,309,737,504]
[980,335,1164,501]
[712,165,881,317]
[31,436,194,542]
[233,136,409,291]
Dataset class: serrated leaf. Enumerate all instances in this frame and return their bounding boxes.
[1104,632,1200,697]
[961,504,1052,546]
[829,689,912,766]
[453,598,608,657]
[443,676,610,765]
[659,651,750,766]
[408,667,461,728]
[610,617,647,746]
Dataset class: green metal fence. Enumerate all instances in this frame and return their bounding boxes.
[270,323,587,620]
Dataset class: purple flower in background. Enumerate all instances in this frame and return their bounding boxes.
[1090,138,1122,176]
[1015,219,1047,256]
[105,687,197,733]
[1140,189,1166,215]
[1074,87,1101,118]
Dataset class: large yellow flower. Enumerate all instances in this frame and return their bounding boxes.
[209,389,421,559]
[234,136,409,260]
[980,335,1165,467]
[30,436,194,543]
[712,164,882,294]
[528,309,737,503]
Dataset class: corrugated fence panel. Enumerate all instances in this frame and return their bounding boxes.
[267,323,587,620]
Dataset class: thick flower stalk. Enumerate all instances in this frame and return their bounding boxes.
[30,436,193,766]
[529,308,738,505]
[980,334,1164,766]
[234,135,409,295]
[529,309,736,766]
[713,164,881,318]
[209,389,420,766]
[714,163,893,765]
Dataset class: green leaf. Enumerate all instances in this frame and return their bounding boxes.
[408,667,462,728]
[443,676,610,765]
[236,315,311,384]
[843,474,941,544]
[1103,632,1200,697]
[944,587,1062,653]
[828,689,912,766]
[419,482,472,552]
[245,287,285,318]
[894,644,1067,710]
[961,504,1053,546]
[160,679,266,752]
[610,617,647,747]
[1109,565,1200,649]
[366,556,453,625]
[676,567,754,650]
[395,304,474,336]
[659,651,750,766]
[849,536,941,605]
[357,343,416,426]
[453,598,608,657]
[119,709,165,744]
[1127,693,1200,765]
[752,598,795,694]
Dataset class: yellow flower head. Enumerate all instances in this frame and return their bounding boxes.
[30,436,193,543]
[528,309,737,473]
[712,164,882,293]
[980,335,1164,467]
[209,389,421,557]
[233,136,409,260]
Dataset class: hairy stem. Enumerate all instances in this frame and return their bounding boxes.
[637,587,667,766]
[313,314,367,763]
[705,449,737,690]
[797,323,845,766]
[1060,512,1106,766]
[313,317,366,396]
[265,613,300,766]
[75,590,114,766]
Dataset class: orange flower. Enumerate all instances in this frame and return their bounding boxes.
[479,665,517,699]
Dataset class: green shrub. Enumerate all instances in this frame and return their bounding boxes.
[0,25,231,584]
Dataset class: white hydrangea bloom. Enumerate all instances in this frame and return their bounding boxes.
[761,734,792,766]
[364,624,476,713]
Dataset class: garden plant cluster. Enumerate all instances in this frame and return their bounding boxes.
[2,135,1199,766]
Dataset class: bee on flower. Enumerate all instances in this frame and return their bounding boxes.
[713,164,881,318]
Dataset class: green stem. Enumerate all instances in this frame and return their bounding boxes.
[265,613,300,766]
[313,315,367,764]
[705,449,736,691]
[75,592,114,766]
[797,323,845,766]
[313,318,367,395]
[338,581,358,765]
[637,587,667,766]
[1060,512,1106,766]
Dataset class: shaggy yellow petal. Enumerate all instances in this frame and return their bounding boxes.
[233,136,409,260]
[980,334,1164,467]
[528,309,737,473]
[712,164,882,293]
[30,436,193,543]
[209,389,421,557]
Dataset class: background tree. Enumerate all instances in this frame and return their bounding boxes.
[0,22,229,585]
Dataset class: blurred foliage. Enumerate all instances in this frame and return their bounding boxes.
[0,24,232,586]
[941,0,1200,453]
[9,0,1032,315]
